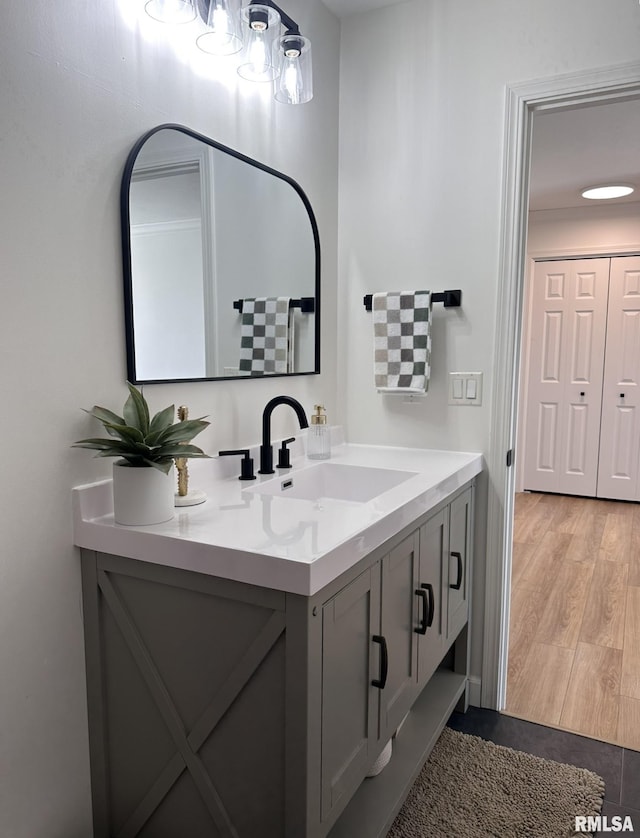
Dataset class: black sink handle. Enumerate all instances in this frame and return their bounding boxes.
[277,438,296,470]
[218,449,256,481]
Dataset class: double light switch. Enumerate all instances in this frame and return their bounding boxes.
[449,372,483,405]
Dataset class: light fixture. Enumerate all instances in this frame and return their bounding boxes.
[237,4,281,82]
[275,33,312,104]
[145,0,313,104]
[581,184,635,200]
[196,0,243,56]
[144,0,196,24]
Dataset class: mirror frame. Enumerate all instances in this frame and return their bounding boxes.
[120,123,321,384]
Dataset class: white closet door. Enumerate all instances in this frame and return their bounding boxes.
[596,256,640,501]
[523,258,610,495]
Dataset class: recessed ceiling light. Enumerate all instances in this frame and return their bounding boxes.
[581,184,635,200]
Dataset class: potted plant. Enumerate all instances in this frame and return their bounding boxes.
[73,382,209,525]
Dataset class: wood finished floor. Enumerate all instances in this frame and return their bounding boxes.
[505,491,640,751]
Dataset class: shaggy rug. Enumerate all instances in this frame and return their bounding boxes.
[387,727,605,838]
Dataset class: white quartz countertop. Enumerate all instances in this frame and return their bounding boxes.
[72,440,483,596]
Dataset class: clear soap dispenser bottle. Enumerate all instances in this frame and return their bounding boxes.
[307,405,331,460]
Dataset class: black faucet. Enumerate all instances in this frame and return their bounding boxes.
[259,396,309,474]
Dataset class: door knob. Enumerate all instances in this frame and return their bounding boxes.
[620,393,625,399]
[580,392,585,397]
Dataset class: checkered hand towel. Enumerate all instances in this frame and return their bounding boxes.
[373,291,432,393]
[239,297,291,375]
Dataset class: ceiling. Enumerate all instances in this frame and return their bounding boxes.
[529,98,640,211]
[322,1,640,213]
[321,0,405,16]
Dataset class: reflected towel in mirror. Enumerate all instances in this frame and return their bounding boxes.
[239,297,292,375]
[373,291,432,394]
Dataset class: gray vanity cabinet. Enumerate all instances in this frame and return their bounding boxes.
[80,481,475,838]
[318,491,472,835]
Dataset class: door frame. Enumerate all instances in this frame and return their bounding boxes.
[481,60,640,710]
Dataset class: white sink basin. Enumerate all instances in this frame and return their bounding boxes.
[246,462,417,503]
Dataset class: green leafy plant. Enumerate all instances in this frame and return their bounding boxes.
[73,382,209,474]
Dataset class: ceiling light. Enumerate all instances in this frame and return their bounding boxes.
[581,184,635,200]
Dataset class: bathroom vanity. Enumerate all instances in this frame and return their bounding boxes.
[73,440,482,838]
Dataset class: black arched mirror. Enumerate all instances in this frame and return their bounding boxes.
[121,124,320,383]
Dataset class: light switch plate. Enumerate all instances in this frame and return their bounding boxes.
[449,372,483,405]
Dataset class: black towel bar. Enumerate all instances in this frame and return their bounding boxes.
[363,290,461,311]
[234,297,315,313]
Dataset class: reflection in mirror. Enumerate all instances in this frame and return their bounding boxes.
[121,124,320,383]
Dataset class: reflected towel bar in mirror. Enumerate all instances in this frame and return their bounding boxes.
[233,297,315,313]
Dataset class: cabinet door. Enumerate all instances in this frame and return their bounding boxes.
[417,508,447,688]
[320,566,380,822]
[447,488,472,641]
[379,531,420,740]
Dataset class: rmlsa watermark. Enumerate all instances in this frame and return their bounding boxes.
[575,815,635,833]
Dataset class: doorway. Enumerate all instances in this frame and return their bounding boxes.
[480,61,640,732]
[506,256,640,746]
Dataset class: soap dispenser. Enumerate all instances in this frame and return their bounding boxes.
[307,405,331,460]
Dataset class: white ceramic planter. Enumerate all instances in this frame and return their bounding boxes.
[112,461,175,526]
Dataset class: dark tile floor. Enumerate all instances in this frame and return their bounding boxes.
[447,707,640,836]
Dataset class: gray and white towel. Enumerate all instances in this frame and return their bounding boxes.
[239,296,291,375]
[373,291,432,393]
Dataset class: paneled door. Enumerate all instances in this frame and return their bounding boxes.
[523,258,610,495]
[596,256,640,500]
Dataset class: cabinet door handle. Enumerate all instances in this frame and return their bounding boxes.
[415,583,435,634]
[415,588,428,634]
[450,551,463,590]
[371,635,388,689]
[423,582,435,627]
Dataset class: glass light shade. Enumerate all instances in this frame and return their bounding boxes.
[581,184,635,200]
[237,4,281,82]
[275,35,313,104]
[196,0,243,55]
[144,0,196,24]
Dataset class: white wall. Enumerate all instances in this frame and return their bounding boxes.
[0,2,339,836]
[527,202,640,256]
[337,0,640,687]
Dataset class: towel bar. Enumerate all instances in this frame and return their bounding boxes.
[363,290,461,311]
[234,297,315,313]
